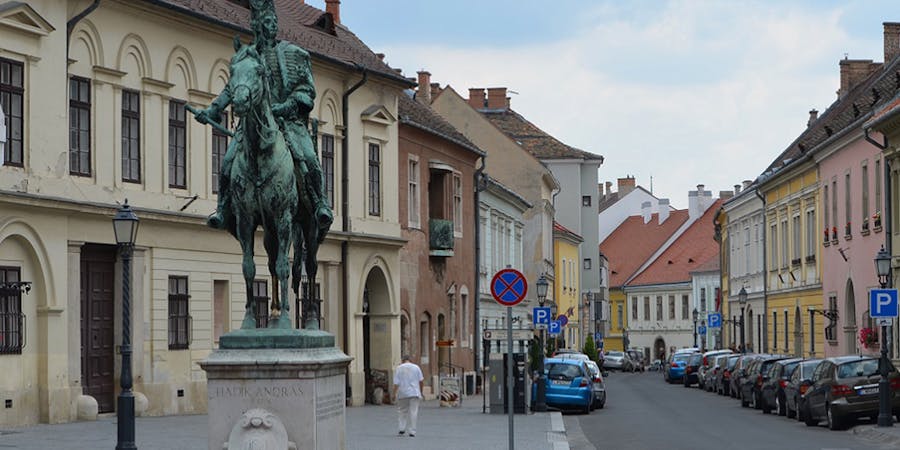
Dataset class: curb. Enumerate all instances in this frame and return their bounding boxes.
[852,425,900,447]
[548,411,570,450]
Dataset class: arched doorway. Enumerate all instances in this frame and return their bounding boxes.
[844,279,857,355]
[362,266,391,404]
[653,337,666,361]
[794,306,803,356]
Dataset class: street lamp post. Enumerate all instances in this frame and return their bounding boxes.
[692,308,699,348]
[534,275,549,412]
[738,287,748,353]
[113,201,139,449]
[875,246,893,428]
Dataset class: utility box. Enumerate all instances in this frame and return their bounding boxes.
[488,353,526,414]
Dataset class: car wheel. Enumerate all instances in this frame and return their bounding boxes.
[827,405,843,431]
[762,395,771,414]
[741,393,749,408]
[776,396,785,417]
[598,400,605,409]
[583,400,591,415]
[804,403,818,427]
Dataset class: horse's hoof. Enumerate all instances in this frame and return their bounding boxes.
[207,212,225,229]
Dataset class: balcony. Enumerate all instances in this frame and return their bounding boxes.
[429,218,454,257]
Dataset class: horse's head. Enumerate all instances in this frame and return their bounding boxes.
[228,45,269,117]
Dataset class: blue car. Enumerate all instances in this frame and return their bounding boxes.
[534,358,594,413]
[664,352,695,383]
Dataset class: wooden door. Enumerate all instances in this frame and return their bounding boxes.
[81,245,116,413]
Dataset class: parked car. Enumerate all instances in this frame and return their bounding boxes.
[535,357,594,414]
[664,351,695,383]
[603,351,633,372]
[683,352,703,387]
[785,358,823,420]
[731,354,761,399]
[553,349,586,358]
[759,357,803,415]
[740,355,790,410]
[649,359,663,372]
[801,355,900,430]
[584,360,607,409]
[626,349,646,372]
[717,355,742,396]
[698,349,733,390]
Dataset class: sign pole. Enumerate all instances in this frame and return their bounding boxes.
[507,305,515,450]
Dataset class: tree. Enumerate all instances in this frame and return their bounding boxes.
[582,334,598,362]
[529,336,543,372]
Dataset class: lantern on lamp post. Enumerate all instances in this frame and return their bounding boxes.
[113,201,139,449]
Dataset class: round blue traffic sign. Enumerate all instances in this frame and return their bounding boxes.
[490,268,528,307]
[558,314,569,327]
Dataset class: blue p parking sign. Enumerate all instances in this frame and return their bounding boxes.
[533,307,551,329]
[548,320,562,336]
[870,288,899,318]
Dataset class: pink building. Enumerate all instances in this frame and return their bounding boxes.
[819,136,886,357]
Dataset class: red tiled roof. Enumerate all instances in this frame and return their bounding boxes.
[480,109,603,161]
[399,92,483,156]
[628,200,724,287]
[865,92,900,130]
[600,210,689,288]
[146,0,411,85]
[553,221,582,240]
[689,256,720,274]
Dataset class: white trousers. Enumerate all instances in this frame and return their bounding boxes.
[397,396,420,434]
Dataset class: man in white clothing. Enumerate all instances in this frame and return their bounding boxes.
[393,354,424,437]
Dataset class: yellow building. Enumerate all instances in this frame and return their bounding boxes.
[606,288,626,351]
[553,222,582,350]
[759,167,823,357]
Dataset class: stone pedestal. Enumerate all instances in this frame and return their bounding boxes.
[200,329,352,450]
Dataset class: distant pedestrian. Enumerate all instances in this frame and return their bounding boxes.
[393,354,424,437]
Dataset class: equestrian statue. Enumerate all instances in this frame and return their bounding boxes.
[190,0,332,331]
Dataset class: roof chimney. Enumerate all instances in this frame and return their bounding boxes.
[468,88,485,109]
[719,191,734,200]
[839,58,880,98]
[734,184,741,195]
[325,0,341,24]
[617,176,636,195]
[430,83,441,101]
[658,199,670,224]
[416,71,431,104]
[689,184,712,219]
[486,87,508,110]
[742,180,752,189]
[641,201,652,224]
[885,22,900,63]
[605,181,612,197]
[808,109,818,127]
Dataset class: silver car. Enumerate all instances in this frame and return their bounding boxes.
[584,360,607,409]
[603,351,633,372]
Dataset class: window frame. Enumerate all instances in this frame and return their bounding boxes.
[211,111,230,194]
[1,57,24,167]
[368,142,381,216]
[121,89,141,183]
[407,155,420,228]
[321,133,335,208]
[453,172,463,236]
[168,100,187,189]
[69,76,92,177]
[0,266,24,355]
[167,276,191,350]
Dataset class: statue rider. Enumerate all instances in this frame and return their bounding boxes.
[194,0,333,238]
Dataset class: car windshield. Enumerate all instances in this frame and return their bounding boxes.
[607,351,624,357]
[726,357,739,369]
[673,354,690,363]
[689,354,702,364]
[547,363,583,380]
[798,360,820,378]
[837,359,881,378]
[585,361,600,377]
[782,361,800,377]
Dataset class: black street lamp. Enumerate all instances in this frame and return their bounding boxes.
[874,246,893,428]
[692,308,699,348]
[738,287,748,353]
[113,201,139,449]
[534,274,549,412]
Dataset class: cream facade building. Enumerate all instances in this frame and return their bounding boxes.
[0,0,410,426]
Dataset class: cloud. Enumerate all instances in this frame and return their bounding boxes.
[376,1,879,207]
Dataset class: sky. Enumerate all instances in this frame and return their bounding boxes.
[316,0,894,208]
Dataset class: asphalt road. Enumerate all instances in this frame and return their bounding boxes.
[565,370,896,450]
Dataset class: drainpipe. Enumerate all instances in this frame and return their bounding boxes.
[341,68,368,403]
[754,188,768,353]
[472,157,487,389]
[67,0,101,58]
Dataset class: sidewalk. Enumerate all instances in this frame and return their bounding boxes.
[0,399,568,450]
[851,423,900,447]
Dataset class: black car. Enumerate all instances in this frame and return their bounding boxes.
[717,355,741,396]
[785,359,822,420]
[759,357,803,415]
[740,355,789,409]
[683,352,703,387]
[730,354,760,399]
